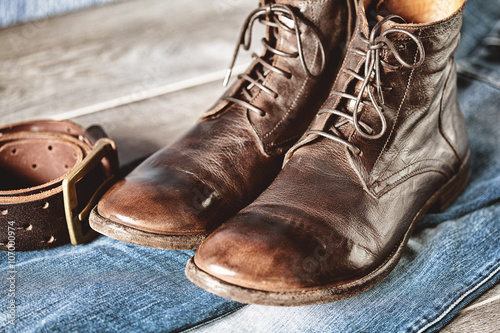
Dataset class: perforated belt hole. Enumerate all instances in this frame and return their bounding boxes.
[32,164,37,169]
[48,145,53,151]
[1,209,7,215]
[11,148,17,155]
[64,164,69,169]
[42,202,50,209]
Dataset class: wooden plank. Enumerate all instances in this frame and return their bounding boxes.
[0,0,253,123]
[70,80,222,166]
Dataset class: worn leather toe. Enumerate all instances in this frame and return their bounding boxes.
[194,206,375,292]
[97,162,222,235]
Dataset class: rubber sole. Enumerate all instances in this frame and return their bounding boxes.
[89,207,208,250]
[185,152,470,306]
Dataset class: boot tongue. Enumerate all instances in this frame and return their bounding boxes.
[374,0,399,31]
[375,0,389,16]
[356,0,398,46]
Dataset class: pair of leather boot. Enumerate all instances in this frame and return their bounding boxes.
[90,0,469,306]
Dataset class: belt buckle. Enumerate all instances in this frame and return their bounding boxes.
[63,138,119,245]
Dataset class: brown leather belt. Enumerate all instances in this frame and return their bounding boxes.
[0,120,118,251]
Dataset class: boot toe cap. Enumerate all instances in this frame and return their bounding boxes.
[97,165,223,235]
[193,203,386,293]
[194,211,353,292]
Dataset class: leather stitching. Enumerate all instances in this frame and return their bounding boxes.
[265,2,318,141]
[263,3,320,153]
[370,30,421,186]
[263,77,310,139]
[267,134,302,148]
[248,14,287,144]
[438,58,463,165]
[375,168,449,197]
[375,158,454,184]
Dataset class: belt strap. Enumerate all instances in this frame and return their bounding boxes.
[0,120,118,251]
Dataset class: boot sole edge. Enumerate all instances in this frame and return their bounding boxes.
[89,206,207,250]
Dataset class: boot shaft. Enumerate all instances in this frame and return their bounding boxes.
[291,0,468,189]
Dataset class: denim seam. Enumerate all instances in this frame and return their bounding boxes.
[411,259,500,333]
[455,19,500,90]
[456,66,500,90]
[177,304,247,333]
[457,11,500,60]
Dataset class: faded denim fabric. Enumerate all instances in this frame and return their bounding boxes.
[0,242,243,332]
[1,0,499,332]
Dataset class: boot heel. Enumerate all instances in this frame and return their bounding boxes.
[430,152,470,213]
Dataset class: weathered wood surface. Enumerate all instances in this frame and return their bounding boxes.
[0,0,253,123]
[0,0,498,331]
[73,81,222,165]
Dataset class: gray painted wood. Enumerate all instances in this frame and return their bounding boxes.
[0,0,253,123]
[0,0,498,331]
[72,81,223,166]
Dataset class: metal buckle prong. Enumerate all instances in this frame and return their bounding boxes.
[63,138,119,245]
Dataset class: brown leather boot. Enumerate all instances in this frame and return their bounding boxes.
[89,0,356,249]
[187,0,469,305]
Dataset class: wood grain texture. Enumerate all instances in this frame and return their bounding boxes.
[0,0,253,123]
[71,81,223,166]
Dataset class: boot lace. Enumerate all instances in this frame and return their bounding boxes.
[303,15,425,155]
[222,4,326,117]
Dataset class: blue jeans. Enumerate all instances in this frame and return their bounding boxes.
[1,0,500,332]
